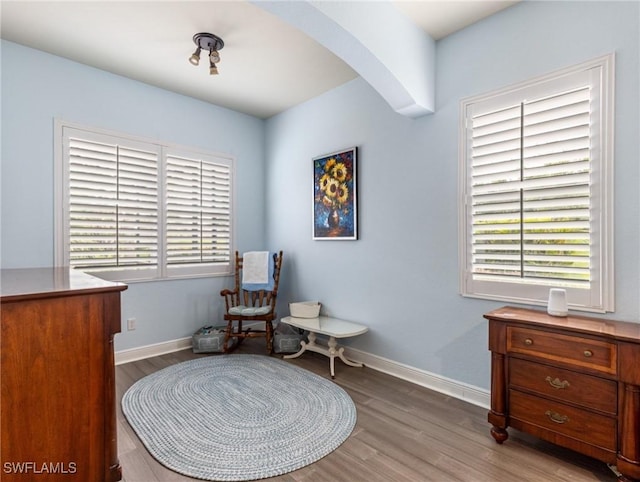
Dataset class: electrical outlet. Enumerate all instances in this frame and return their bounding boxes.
[127,318,136,331]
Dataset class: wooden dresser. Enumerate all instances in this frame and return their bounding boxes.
[1,268,127,482]
[485,306,640,481]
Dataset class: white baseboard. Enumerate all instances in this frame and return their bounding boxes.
[343,346,490,409]
[115,322,265,365]
[114,337,490,409]
[115,337,192,365]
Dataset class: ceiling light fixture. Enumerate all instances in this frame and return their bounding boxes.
[188,32,224,75]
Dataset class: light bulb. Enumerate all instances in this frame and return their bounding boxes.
[189,47,201,66]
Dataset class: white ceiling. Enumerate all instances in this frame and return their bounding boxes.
[0,1,518,119]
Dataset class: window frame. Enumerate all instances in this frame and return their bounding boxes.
[458,54,615,313]
[55,120,235,282]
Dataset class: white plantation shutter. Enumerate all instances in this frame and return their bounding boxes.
[67,134,159,275]
[521,88,591,283]
[460,55,614,312]
[166,153,231,270]
[471,104,523,279]
[57,124,234,281]
[471,87,591,285]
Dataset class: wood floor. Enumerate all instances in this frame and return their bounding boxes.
[116,338,618,482]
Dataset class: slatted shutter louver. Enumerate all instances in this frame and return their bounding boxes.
[166,155,231,267]
[68,137,159,270]
[470,86,591,287]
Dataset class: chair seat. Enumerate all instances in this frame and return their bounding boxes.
[228,305,273,316]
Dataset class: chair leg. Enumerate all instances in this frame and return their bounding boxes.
[236,320,246,346]
[223,321,236,353]
[266,321,274,355]
[223,319,274,354]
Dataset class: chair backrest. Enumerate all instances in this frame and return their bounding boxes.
[232,251,283,310]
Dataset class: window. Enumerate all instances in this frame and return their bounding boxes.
[459,54,614,313]
[165,150,232,276]
[55,122,234,282]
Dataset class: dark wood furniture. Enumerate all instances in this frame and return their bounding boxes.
[486,306,640,481]
[1,268,127,482]
[220,251,283,354]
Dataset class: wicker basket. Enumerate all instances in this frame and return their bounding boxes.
[274,323,306,353]
[192,326,230,353]
[289,301,321,318]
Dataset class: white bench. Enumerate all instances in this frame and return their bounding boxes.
[280,315,368,378]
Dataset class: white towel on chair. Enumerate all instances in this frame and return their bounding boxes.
[242,251,269,284]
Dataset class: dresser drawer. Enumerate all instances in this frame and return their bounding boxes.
[509,358,617,414]
[507,326,617,375]
[509,390,616,450]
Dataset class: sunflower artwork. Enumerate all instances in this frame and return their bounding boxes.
[313,147,357,240]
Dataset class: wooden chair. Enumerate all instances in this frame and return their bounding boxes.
[220,251,283,354]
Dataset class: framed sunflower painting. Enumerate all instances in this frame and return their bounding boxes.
[312,147,358,240]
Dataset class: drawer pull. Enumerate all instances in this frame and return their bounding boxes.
[545,410,569,424]
[545,376,570,389]
[524,338,533,346]
[583,350,593,358]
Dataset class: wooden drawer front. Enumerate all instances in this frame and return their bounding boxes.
[510,390,616,450]
[507,327,617,375]
[509,358,617,414]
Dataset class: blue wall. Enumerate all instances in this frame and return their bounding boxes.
[1,40,266,351]
[265,1,640,389]
[1,1,638,390]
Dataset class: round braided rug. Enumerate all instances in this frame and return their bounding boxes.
[121,354,357,481]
